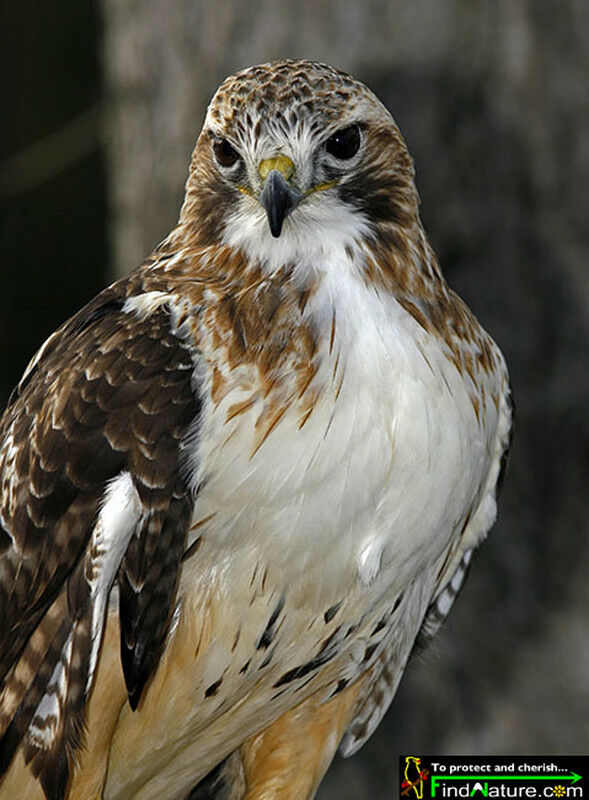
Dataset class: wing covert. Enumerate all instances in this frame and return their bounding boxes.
[0,281,202,799]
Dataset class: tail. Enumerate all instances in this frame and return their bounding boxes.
[0,561,105,800]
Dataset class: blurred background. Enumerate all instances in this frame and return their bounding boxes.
[1,0,588,796]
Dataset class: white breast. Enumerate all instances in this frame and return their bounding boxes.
[182,249,492,614]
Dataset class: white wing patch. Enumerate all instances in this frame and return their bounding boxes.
[24,473,142,754]
[86,471,142,686]
[123,291,174,321]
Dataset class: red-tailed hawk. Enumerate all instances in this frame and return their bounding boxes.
[0,60,512,800]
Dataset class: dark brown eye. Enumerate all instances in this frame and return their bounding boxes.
[325,125,361,159]
[213,138,240,168]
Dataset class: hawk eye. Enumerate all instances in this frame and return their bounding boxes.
[325,125,361,160]
[213,138,240,168]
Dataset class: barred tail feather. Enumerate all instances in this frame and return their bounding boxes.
[0,472,138,800]
[0,590,71,781]
[27,612,94,800]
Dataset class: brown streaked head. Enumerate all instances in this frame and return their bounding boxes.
[179,60,419,253]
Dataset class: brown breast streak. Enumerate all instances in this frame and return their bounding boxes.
[137,241,325,440]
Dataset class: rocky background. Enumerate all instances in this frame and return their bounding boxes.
[2,1,588,797]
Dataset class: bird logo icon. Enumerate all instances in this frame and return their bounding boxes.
[401,756,430,798]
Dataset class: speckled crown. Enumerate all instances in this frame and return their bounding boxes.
[206,59,383,135]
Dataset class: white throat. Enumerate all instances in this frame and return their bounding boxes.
[222,191,371,279]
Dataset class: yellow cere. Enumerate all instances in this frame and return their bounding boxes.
[306,180,339,195]
[258,155,295,182]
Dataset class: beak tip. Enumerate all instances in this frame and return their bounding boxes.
[259,170,300,240]
[268,215,284,238]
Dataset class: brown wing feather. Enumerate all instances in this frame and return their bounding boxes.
[119,492,193,709]
[0,280,201,799]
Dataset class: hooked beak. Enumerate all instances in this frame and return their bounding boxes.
[258,156,301,238]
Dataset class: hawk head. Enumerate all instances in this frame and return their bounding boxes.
[179,60,419,269]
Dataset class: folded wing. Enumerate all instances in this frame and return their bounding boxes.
[0,283,201,800]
